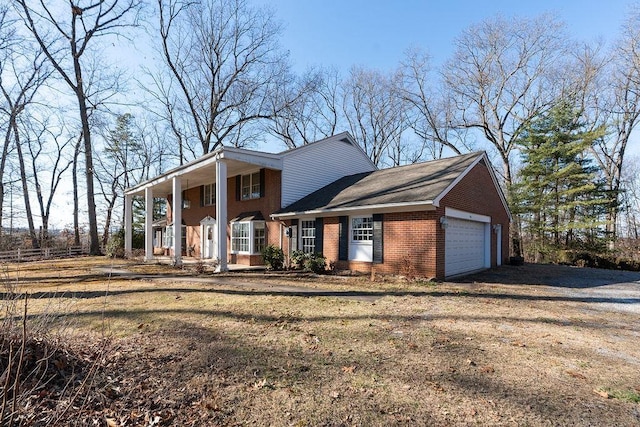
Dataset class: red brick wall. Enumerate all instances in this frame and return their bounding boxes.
[322,217,340,263]
[326,211,440,279]
[166,168,282,264]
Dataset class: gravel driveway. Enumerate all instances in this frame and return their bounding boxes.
[459,263,640,314]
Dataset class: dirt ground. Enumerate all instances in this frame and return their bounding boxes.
[1,258,639,426]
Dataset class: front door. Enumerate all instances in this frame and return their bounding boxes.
[200,217,217,259]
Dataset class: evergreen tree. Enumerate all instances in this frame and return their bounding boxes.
[513,102,611,261]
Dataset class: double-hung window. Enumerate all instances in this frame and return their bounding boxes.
[241,172,261,200]
[203,183,215,206]
[301,220,316,253]
[164,225,173,248]
[254,222,265,253]
[231,222,250,252]
[231,221,266,253]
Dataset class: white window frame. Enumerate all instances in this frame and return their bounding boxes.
[241,172,261,200]
[203,183,216,206]
[300,219,316,254]
[254,221,266,254]
[164,225,173,248]
[351,216,373,242]
[230,220,266,254]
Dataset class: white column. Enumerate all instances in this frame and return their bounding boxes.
[215,159,228,272]
[172,176,182,266]
[144,187,153,261]
[124,193,133,257]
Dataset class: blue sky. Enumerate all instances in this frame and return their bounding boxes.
[263,0,632,72]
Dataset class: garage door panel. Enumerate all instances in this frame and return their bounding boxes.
[445,217,486,277]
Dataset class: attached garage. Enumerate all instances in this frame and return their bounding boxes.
[444,209,491,277]
[272,151,511,280]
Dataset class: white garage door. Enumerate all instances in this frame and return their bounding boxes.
[445,217,486,277]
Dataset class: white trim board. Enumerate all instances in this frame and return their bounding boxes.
[445,207,491,223]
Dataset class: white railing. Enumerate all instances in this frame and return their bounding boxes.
[0,246,87,263]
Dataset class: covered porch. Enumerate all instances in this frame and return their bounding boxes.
[123,146,283,271]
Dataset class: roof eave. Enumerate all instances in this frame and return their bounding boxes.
[271,200,437,219]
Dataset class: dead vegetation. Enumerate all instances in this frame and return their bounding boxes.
[1,257,639,426]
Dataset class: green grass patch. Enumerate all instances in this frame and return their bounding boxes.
[601,388,640,403]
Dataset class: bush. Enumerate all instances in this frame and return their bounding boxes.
[290,250,306,269]
[105,229,144,258]
[262,245,284,270]
[290,250,327,274]
[105,230,125,258]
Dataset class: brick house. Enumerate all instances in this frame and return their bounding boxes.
[124,132,511,279]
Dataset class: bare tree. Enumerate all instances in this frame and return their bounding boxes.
[342,66,408,167]
[589,7,640,244]
[267,67,342,148]
[154,0,291,156]
[0,9,51,246]
[443,14,568,185]
[95,112,170,245]
[96,113,138,246]
[16,0,142,255]
[619,155,640,240]
[23,115,74,246]
[401,49,473,159]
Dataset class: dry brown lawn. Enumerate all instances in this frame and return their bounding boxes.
[1,256,639,426]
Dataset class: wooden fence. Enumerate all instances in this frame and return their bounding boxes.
[0,246,87,263]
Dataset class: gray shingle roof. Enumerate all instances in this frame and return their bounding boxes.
[275,151,485,216]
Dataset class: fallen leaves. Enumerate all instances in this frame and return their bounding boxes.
[480,365,495,374]
[566,370,587,380]
[341,365,356,374]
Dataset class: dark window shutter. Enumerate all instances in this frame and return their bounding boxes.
[235,175,241,201]
[200,185,204,207]
[373,213,383,264]
[338,216,348,261]
[260,168,266,197]
[315,217,323,254]
[290,219,299,252]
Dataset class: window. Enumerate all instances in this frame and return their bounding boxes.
[231,221,266,253]
[164,225,173,248]
[203,183,215,206]
[241,172,261,200]
[301,220,316,253]
[231,222,250,252]
[351,216,373,241]
[254,222,265,253]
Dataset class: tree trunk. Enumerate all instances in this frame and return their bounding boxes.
[0,125,12,239]
[102,196,116,249]
[13,121,39,248]
[73,58,101,255]
[72,135,81,246]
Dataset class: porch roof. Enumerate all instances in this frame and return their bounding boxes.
[124,146,283,198]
